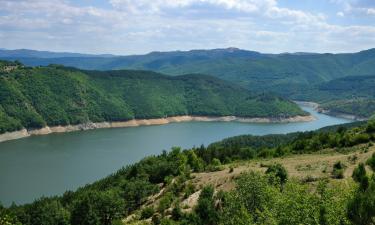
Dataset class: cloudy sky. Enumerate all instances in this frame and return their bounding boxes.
[0,0,375,54]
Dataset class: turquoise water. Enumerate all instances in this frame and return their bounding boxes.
[0,106,352,206]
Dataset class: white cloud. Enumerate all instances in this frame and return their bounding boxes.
[366,8,375,15]
[330,0,375,16]
[0,0,374,54]
[337,11,345,17]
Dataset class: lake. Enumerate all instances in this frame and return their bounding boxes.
[0,106,352,206]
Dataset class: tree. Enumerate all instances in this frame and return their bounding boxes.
[26,198,70,225]
[352,163,368,190]
[366,120,375,133]
[71,190,124,225]
[347,183,375,225]
[219,192,253,225]
[195,186,218,225]
[366,153,375,171]
[235,172,275,220]
[348,164,375,225]
[332,161,345,179]
[265,163,288,185]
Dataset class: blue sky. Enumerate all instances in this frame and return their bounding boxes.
[0,0,374,55]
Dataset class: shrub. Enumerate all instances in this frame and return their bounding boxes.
[206,158,223,172]
[366,153,375,171]
[171,204,183,221]
[266,164,288,185]
[352,163,367,183]
[366,121,375,133]
[195,186,218,225]
[183,182,196,198]
[140,207,155,219]
[332,161,345,179]
[158,193,174,213]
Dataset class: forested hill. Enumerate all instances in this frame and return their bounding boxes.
[0,60,306,134]
[2,48,375,96]
[291,75,375,118]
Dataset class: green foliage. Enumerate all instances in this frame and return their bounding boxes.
[332,161,345,179]
[195,186,218,225]
[10,48,375,98]
[0,205,22,225]
[219,192,253,225]
[235,171,275,218]
[18,198,70,225]
[352,163,367,183]
[216,171,354,225]
[206,158,222,172]
[347,178,375,225]
[157,193,174,214]
[367,120,375,133]
[265,164,288,185]
[140,206,155,219]
[70,190,124,225]
[0,62,306,134]
[367,153,375,171]
[7,49,375,118]
[121,179,158,212]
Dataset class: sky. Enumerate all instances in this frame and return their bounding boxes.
[0,0,375,55]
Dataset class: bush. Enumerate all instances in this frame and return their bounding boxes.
[366,121,375,133]
[266,164,288,185]
[141,207,155,219]
[332,161,345,179]
[206,158,223,172]
[158,193,174,213]
[195,186,218,225]
[352,163,367,183]
[366,153,375,171]
[229,166,234,173]
[171,204,183,220]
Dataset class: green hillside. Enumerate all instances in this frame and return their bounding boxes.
[290,75,375,118]
[3,48,375,118]
[0,60,306,134]
[4,48,375,96]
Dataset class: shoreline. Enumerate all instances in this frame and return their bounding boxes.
[0,114,315,143]
[294,101,368,121]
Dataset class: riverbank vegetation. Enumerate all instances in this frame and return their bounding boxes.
[1,119,375,225]
[293,75,375,119]
[0,60,306,134]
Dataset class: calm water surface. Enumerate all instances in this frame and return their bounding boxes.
[0,106,352,205]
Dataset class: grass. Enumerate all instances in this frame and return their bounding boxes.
[191,143,375,193]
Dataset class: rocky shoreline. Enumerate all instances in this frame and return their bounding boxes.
[0,115,315,143]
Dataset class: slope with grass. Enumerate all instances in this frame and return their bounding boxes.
[0,60,307,136]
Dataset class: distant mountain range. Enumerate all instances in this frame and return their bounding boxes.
[0,49,116,58]
[1,47,375,118]
[1,48,374,93]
